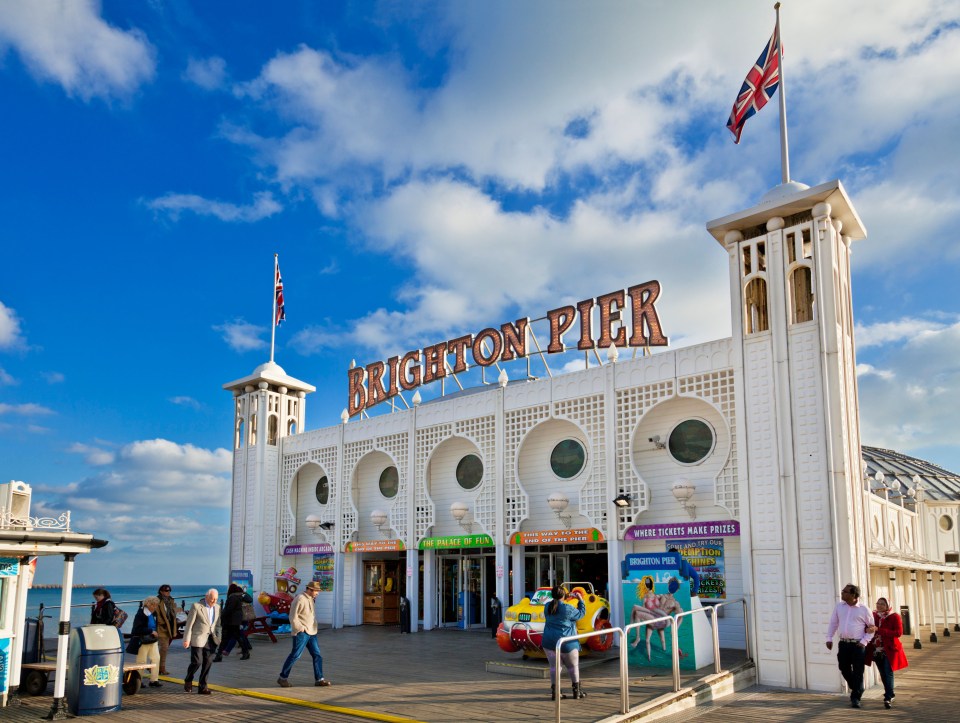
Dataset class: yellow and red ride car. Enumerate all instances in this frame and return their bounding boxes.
[496,582,613,657]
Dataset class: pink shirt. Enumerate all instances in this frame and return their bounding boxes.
[825,600,873,646]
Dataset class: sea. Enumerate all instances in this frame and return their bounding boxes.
[25,585,217,634]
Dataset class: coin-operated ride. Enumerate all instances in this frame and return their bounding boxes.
[496,583,613,657]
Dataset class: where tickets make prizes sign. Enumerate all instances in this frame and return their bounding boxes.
[621,552,713,671]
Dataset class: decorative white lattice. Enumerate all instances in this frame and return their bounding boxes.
[456,415,497,537]
[342,439,373,544]
[678,369,739,518]
[414,423,450,545]
[503,405,549,536]
[311,445,339,547]
[554,395,606,536]
[375,432,410,543]
[615,381,674,536]
[280,450,309,546]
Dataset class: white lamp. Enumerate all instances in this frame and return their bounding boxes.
[450,501,472,533]
[305,514,321,533]
[548,493,572,527]
[671,481,697,519]
[370,510,388,536]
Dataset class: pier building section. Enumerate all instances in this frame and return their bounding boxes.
[227,180,891,692]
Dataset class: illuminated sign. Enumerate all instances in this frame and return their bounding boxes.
[510,528,605,546]
[344,539,406,553]
[348,280,668,416]
[419,534,494,550]
[624,521,740,540]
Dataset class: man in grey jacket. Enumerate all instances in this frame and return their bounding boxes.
[182,588,222,694]
[277,580,331,687]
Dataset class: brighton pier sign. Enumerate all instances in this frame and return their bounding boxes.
[348,280,668,417]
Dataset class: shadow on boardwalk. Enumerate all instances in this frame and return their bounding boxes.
[4,623,956,722]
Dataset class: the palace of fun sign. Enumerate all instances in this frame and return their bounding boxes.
[348,280,668,416]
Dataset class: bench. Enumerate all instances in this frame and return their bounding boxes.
[243,616,278,642]
[20,661,159,696]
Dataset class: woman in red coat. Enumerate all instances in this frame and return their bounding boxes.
[865,597,908,708]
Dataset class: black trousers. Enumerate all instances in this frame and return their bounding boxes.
[837,641,866,701]
[185,639,217,690]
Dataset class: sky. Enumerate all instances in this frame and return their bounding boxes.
[1,0,958,586]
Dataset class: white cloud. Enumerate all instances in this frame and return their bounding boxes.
[146,191,282,222]
[214,319,267,352]
[68,442,115,466]
[855,317,952,349]
[41,371,65,384]
[0,0,156,101]
[855,363,894,381]
[858,321,960,453]
[0,402,54,416]
[169,395,203,410]
[0,367,16,385]
[183,55,227,90]
[0,301,25,349]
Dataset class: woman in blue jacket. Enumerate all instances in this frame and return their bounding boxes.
[541,585,586,700]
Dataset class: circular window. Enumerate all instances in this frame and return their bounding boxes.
[668,419,716,465]
[551,439,586,479]
[940,515,955,532]
[379,466,399,499]
[456,454,484,490]
[315,476,329,505]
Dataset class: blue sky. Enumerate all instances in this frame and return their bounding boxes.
[1,1,958,585]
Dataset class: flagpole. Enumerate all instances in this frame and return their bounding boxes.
[270,253,278,363]
[775,2,790,184]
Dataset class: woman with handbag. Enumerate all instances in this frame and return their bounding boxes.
[865,597,908,708]
[128,596,163,687]
[215,583,253,662]
[90,588,117,625]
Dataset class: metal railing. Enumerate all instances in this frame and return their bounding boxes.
[551,598,751,723]
[0,507,71,531]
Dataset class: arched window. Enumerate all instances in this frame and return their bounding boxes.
[249,414,258,446]
[789,266,814,324]
[267,415,279,446]
[744,277,769,333]
[235,419,245,450]
[287,419,297,436]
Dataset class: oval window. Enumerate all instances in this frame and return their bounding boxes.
[668,419,715,465]
[456,454,484,490]
[315,475,329,505]
[551,439,586,479]
[940,514,955,532]
[379,466,399,499]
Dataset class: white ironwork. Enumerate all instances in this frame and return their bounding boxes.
[0,508,71,531]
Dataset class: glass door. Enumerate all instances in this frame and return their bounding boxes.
[463,557,484,628]
[440,557,460,627]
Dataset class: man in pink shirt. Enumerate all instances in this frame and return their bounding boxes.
[825,583,876,709]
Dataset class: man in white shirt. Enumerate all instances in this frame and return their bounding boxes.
[825,583,876,709]
[182,588,222,694]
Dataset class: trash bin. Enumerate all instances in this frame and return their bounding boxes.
[399,597,411,634]
[67,624,123,715]
[21,616,43,664]
[900,606,911,636]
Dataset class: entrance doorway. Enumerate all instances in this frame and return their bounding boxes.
[522,547,609,599]
[439,554,492,628]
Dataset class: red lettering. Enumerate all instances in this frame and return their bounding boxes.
[347,367,366,417]
[627,281,668,346]
[547,305,575,353]
[576,298,594,350]
[365,361,388,408]
[597,290,626,348]
[422,341,448,384]
[500,318,528,361]
[472,328,502,366]
[399,350,421,391]
[446,335,473,374]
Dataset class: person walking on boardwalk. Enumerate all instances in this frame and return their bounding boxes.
[156,584,179,675]
[129,597,163,688]
[865,597,908,709]
[277,580,331,688]
[90,588,117,625]
[214,583,253,662]
[825,583,876,709]
[541,585,586,701]
[182,588,222,694]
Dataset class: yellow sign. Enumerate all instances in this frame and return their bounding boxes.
[344,539,406,553]
[510,528,605,545]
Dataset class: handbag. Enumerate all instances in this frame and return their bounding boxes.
[141,631,159,644]
[113,606,128,629]
[241,601,256,622]
[125,636,141,655]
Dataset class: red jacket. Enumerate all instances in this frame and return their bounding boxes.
[865,611,908,671]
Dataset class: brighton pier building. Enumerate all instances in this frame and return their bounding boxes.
[225,180,960,692]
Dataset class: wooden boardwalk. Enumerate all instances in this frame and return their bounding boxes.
[4,623,958,722]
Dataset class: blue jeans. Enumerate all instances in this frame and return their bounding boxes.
[279,632,323,681]
[875,652,895,701]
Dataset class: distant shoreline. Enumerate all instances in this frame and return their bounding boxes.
[31,584,91,590]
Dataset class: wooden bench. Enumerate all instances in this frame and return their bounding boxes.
[20,661,159,696]
[243,616,278,642]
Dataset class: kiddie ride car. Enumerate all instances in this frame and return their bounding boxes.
[496,582,613,657]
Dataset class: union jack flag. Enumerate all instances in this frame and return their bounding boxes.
[727,26,780,144]
[275,263,286,326]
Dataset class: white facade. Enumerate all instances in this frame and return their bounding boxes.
[226,180,960,692]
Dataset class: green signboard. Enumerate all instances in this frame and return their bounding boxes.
[418,534,493,550]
